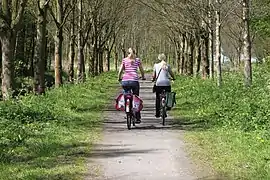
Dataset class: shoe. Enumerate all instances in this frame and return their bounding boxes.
[135,119,141,124]
[155,115,160,118]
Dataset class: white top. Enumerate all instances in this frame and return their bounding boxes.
[154,62,171,86]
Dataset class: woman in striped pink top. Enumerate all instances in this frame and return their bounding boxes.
[118,48,146,123]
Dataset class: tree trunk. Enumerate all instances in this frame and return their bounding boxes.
[54,29,63,87]
[0,0,27,100]
[114,45,118,70]
[34,1,49,95]
[242,0,252,87]
[180,34,185,75]
[187,36,194,76]
[215,0,222,87]
[208,0,214,79]
[30,34,35,77]
[68,36,75,82]
[196,37,201,77]
[54,0,64,87]
[106,48,110,71]
[1,33,15,100]
[77,0,86,82]
[184,34,189,74]
[98,49,104,74]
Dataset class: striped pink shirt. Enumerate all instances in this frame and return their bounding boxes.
[122,58,141,81]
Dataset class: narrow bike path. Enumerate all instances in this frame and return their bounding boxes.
[87,78,201,180]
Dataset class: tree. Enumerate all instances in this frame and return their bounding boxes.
[242,0,252,87]
[215,0,222,87]
[33,0,51,94]
[0,0,28,100]
[49,0,73,87]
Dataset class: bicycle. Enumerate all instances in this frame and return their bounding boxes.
[160,89,167,126]
[158,78,175,126]
[123,88,136,130]
[118,77,145,130]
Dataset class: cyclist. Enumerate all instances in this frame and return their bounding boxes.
[118,47,146,123]
[152,53,175,118]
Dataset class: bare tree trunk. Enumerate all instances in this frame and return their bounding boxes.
[30,32,35,77]
[54,0,64,87]
[1,33,15,99]
[68,2,75,82]
[208,0,214,79]
[0,0,27,100]
[54,29,63,87]
[242,0,252,87]
[184,33,189,74]
[106,48,110,71]
[98,49,104,74]
[34,0,49,95]
[215,0,222,87]
[180,34,185,75]
[201,36,208,79]
[114,45,118,70]
[77,0,86,82]
[196,37,201,77]
[68,23,75,82]
[187,35,194,76]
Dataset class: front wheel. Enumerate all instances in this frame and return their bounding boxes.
[126,114,132,130]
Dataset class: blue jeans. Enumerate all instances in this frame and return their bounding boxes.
[121,81,141,120]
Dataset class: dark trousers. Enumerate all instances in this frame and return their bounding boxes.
[155,86,171,116]
[122,81,141,120]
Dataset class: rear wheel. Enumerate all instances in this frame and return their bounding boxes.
[162,107,166,126]
[126,114,131,130]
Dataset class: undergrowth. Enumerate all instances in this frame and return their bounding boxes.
[173,64,270,179]
[0,71,118,180]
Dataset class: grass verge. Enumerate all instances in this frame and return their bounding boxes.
[0,71,118,180]
[172,65,270,179]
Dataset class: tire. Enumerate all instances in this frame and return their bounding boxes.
[127,114,131,130]
[162,107,166,126]
[132,116,136,126]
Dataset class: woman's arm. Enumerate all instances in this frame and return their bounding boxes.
[168,66,175,80]
[118,63,124,80]
[152,64,156,81]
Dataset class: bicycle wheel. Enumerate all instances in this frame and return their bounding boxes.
[126,114,132,130]
[132,115,136,126]
[162,107,166,126]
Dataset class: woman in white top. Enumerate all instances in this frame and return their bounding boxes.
[152,53,175,118]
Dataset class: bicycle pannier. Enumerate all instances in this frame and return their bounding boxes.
[166,92,176,108]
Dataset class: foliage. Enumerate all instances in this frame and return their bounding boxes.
[0,71,117,179]
[172,64,270,179]
[174,65,270,133]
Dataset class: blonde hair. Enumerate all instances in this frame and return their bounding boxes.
[127,47,136,63]
[158,53,167,69]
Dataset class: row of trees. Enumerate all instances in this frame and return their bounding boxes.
[136,0,253,87]
[0,0,132,100]
[0,0,268,100]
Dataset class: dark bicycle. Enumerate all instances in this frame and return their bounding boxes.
[159,89,167,126]
[158,79,176,126]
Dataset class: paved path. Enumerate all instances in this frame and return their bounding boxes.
[87,79,202,180]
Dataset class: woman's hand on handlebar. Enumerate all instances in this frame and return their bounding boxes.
[139,77,146,80]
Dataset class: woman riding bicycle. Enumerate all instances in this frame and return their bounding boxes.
[152,53,175,118]
[118,47,146,123]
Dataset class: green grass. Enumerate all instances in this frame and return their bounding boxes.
[172,64,270,179]
[0,71,118,180]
